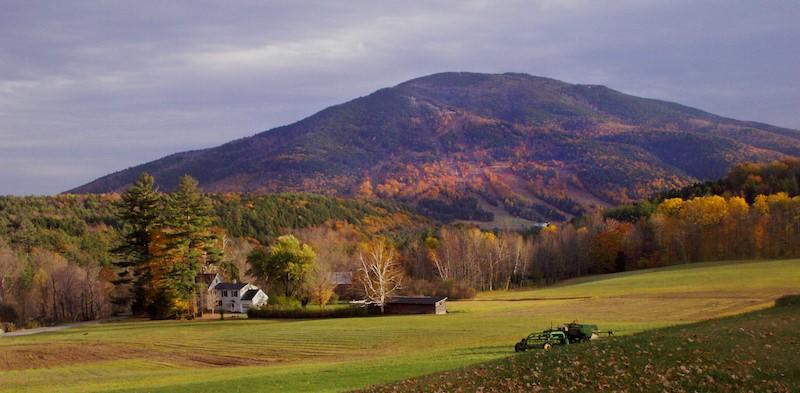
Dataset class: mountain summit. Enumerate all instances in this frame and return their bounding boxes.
[70,72,800,222]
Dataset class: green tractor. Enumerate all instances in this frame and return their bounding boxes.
[514,329,569,352]
[563,322,613,343]
[514,322,613,352]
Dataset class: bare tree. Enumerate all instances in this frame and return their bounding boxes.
[357,239,403,313]
[296,224,359,272]
[463,228,485,287]
[484,232,509,291]
[0,243,21,305]
[427,228,457,282]
[207,286,220,316]
[427,227,538,291]
[298,224,360,301]
[14,249,114,325]
[221,236,255,282]
[502,233,532,290]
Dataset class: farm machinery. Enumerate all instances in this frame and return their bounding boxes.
[514,322,613,352]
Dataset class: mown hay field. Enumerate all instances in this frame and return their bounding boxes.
[1,259,798,393]
[363,295,800,392]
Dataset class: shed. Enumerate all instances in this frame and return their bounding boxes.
[384,296,447,315]
[331,271,357,298]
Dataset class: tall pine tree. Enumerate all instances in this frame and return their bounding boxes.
[112,172,161,314]
[149,175,222,318]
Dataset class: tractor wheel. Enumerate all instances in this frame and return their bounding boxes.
[514,342,525,352]
[543,343,552,351]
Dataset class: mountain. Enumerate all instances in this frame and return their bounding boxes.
[70,72,800,223]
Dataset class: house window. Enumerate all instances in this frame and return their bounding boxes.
[233,290,238,297]
[223,290,228,297]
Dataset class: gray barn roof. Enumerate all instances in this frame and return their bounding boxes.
[331,271,353,285]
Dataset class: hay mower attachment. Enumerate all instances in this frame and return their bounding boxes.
[514,322,613,352]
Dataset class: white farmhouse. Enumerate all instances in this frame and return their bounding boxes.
[213,282,268,313]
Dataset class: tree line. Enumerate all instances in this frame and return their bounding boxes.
[655,158,799,203]
[0,246,111,327]
[2,160,799,327]
[433,193,800,285]
[0,186,418,326]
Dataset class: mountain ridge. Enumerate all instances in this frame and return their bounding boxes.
[70,72,800,222]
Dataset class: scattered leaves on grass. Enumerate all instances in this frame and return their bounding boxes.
[359,301,800,393]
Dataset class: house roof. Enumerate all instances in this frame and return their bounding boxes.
[215,282,247,290]
[388,296,447,305]
[241,289,261,301]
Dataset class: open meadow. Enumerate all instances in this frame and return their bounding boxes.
[364,295,800,392]
[2,259,799,393]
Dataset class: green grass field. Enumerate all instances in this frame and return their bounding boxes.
[1,259,799,393]
[363,295,800,392]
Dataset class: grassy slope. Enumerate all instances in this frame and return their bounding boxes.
[363,296,800,392]
[1,259,798,393]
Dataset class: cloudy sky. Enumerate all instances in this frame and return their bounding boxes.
[2,0,798,195]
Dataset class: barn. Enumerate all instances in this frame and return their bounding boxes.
[384,296,447,315]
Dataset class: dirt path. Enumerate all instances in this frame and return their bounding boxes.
[1,317,126,337]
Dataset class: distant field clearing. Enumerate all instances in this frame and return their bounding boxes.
[1,259,798,393]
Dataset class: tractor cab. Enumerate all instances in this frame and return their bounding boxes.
[561,322,613,343]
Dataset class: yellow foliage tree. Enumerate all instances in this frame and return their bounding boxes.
[658,198,684,217]
[356,178,374,199]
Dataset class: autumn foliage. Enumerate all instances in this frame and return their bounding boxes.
[531,193,800,282]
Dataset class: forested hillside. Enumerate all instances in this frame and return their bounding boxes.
[657,157,800,202]
[0,191,420,260]
[606,158,800,221]
[70,72,800,222]
[2,160,799,328]
[0,188,424,325]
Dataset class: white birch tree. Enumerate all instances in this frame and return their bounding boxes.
[357,239,403,313]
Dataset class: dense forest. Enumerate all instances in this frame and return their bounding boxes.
[1,159,799,328]
[656,157,800,202]
[607,158,800,221]
[0,182,425,326]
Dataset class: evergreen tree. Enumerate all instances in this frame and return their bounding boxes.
[150,175,222,318]
[111,172,160,314]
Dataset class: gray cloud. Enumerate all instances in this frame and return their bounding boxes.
[1,0,798,194]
